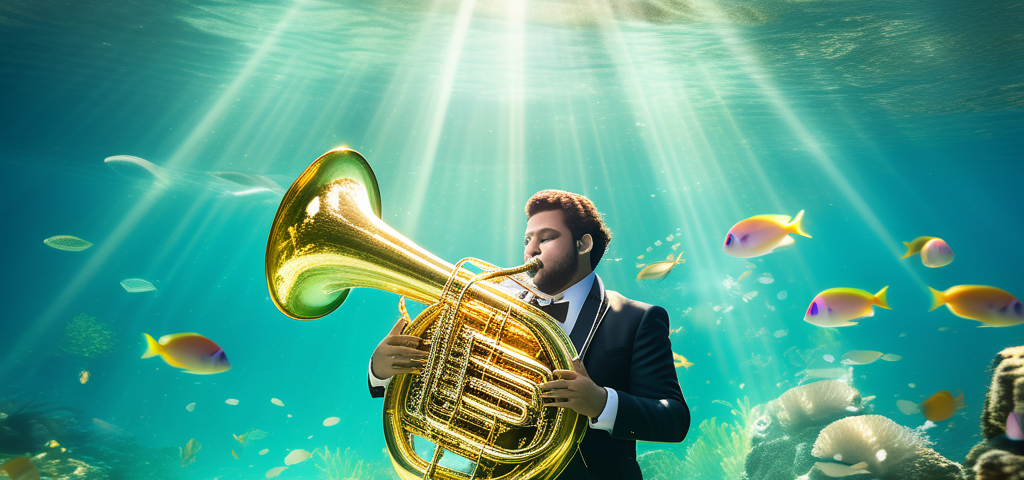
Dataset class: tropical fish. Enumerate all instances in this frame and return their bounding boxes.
[180,438,201,467]
[804,287,890,328]
[896,399,920,415]
[840,350,902,365]
[1007,412,1024,441]
[0,457,39,480]
[900,236,937,259]
[920,238,954,268]
[271,398,284,407]
[673,352,694,369]
[284,449,311,465]
[815,461,870,477]
[918,390,966,422]
[43,235,93,252]
[141,332,231,374]
[323,417,341,427]
[121,278,157,293]
[636,252,685,280]
[928,285,1024,327]
[79,370,90,384]
[722,210,811,258]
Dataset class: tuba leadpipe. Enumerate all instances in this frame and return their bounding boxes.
[265,147,586,480]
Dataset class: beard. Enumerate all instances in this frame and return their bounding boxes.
[531,247,578,295]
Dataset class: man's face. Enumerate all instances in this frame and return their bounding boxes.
[524,209,578,294]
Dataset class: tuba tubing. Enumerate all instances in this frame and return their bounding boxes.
[266,147,586,480]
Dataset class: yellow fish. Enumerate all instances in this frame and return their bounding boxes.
[0,457,39,480]
[918,390,966,422]
[79,370,90,384]
[839,350,902,365]
[900,236,937,258]
[928,285,1023,327]
[723,210,811,258]
[142,333,231,374]
[231,449,240,460]
[636,252,684,280]
[673,352,694,369]
[804,287,890,327]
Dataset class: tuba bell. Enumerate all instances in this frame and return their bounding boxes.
[265,147,586,479]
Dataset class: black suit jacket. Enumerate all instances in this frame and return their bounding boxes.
[369,275,690,480]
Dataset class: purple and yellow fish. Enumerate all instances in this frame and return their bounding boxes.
[142,333,231,374]
[723,210,811,258]
[928,285,1024,327]
[803,287,890,327]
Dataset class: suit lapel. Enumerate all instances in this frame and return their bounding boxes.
[570,274,606,355]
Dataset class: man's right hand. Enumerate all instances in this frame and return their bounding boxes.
[370,317,429,380]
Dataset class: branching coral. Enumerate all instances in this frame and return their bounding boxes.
[59,314,118,358]
[771,380,861,431]
[679,397,758,479]
[314,446,364,480]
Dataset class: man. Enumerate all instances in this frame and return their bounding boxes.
[369,190,690,479]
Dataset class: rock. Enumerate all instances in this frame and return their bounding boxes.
[965,346,1024,479]
[975,449,1024,480]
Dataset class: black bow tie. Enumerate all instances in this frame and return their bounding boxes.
[538,301,570,324]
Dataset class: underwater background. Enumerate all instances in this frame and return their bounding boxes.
[1,0,1022,479]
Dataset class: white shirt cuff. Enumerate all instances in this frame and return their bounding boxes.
[589,387,618,432]
[368,359,391,389]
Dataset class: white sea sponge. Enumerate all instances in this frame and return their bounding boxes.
[771,380,861,430]
[812,414,929,476]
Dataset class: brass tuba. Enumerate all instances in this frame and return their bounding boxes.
[265,148,586,479]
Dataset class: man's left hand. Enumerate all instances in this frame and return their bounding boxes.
[539,358,608,418]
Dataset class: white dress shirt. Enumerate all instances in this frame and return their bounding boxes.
[369,270,619,432]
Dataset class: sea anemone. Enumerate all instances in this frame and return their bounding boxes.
[811,415,927,476]
[771,380,861,431]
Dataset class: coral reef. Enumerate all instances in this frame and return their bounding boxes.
[58,314,118,359]
[639,397,756,479]
[314,446,365,480]
[965,346,1024,479]
[771,380,861,431]
[809,415,961,480]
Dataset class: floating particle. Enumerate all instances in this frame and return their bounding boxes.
[712,304,734,313]
[824,354,835,363]
[765,301,776,312]
[897,399,920,415]
[43,235,93,252]
[259,449,269,456]
[666,234,674,241]
[323,417,340,427]
[185,402,196,412]
[79,370,90,384]
[287,414,292,418]
[899,333,907,337]
[284,449,311,465]
[646,247,652,252]
[48,440,60,448]
[231,449,239,460]
[909,383,916,388]
[938,327,949,332]
[307,435,313,439]
[738,270,754,282]
[671,243,681,250]
[225,398,239,405]
[120,278,156,293]
[742,291,759,303]
[654,240,662,246]
[774,330,788,338]
[637,255,644,260]
[777,291,788,300]
[271,398,284,407]
[739,383,745,389]
[758,274,775,285]
[266,466,287,478]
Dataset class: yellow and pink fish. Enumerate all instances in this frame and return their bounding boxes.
[902,236,954,268]
[928,285,1023,327]
[142,332,231,374]
[723,210,811,258]
[803,287,890,327]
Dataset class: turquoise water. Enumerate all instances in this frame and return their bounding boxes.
[1,0,1021,479]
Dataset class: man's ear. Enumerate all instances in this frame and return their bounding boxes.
[577,234,594,255]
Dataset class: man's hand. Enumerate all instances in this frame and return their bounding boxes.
[539,358,608,418]
[370,317,429,380]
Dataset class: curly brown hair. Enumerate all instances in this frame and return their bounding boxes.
[525,190,612,270]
